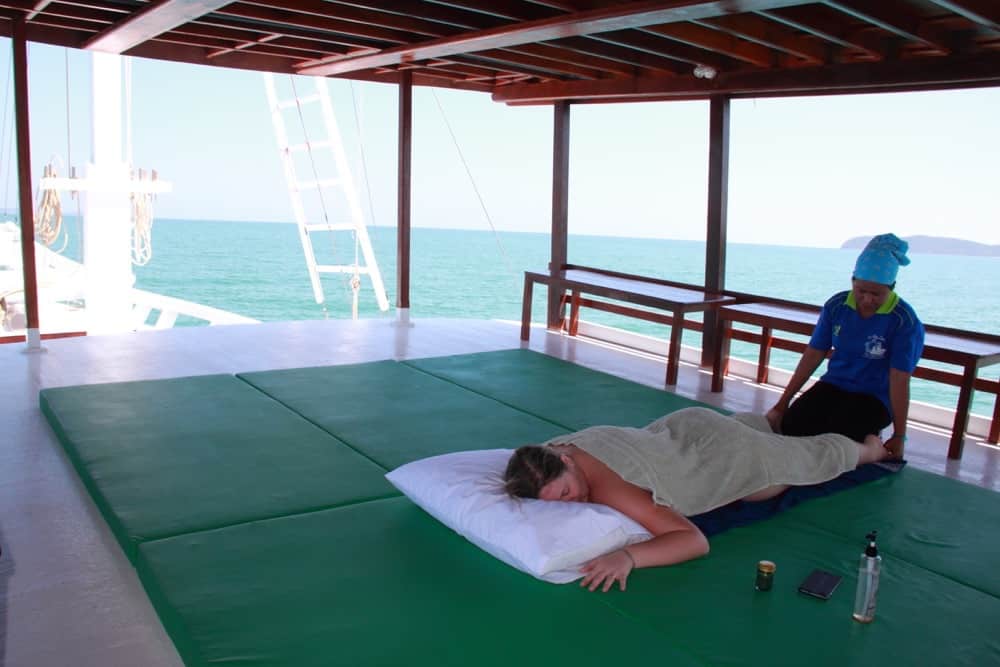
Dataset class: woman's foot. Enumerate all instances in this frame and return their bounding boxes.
[858,434,891,465]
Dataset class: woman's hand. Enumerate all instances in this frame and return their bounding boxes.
[580,548,635,592]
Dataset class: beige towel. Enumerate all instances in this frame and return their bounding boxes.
[546,407,859,516]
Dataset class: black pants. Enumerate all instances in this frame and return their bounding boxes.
[780,381,891,443]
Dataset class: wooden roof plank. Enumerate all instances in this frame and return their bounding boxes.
[756,6,886,59]
[533,36,672,76]
[297,0,809,76]
[692,13,827,64]
[26,0,53,22]
[642,21,776,67]
[927,0,1000,32]
[825,0,952,53]
[251,0,463,37]
[214,3,414,44]
[491,50,1000,103]
[84,0,233,52]
[592,29,718,71]
[194,13,390,50]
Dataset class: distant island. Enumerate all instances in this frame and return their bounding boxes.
[841,235,1000,257]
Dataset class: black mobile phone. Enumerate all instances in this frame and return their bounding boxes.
[798,569,843,600]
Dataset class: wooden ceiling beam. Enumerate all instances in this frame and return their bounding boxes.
[170,24,356,59]
[633,27,737,69]
[926,0,1000,32]
[824,0,952,53]
[642,21,776,67]
[693,13,827,64]
[591,29,716,72]
[26,0,53,22]
[249,0,453,37]
[299,45,608,81]
[543,36,677,75]
[195,13,389,50]
[418,0,561,22]
[84,0,233,52]
[215,3,414,44]
[298,0,809,76]
[447,52,565,80]
[464,47,608,79]
[17,13,100,37]
[0,1,34,12]
[757,6,885,60]
[16,1,122,27]
[491,50,1000,103]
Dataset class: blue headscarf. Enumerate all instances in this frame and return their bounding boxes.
[853,233,911,285]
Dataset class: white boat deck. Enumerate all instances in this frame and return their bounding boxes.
[1,317,997,666]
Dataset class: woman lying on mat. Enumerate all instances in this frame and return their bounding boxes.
[503,407,891,593]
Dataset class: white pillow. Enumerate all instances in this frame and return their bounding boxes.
[385,448,652,584]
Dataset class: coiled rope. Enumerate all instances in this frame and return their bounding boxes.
[35,162,67,252]
[130,169,155,266]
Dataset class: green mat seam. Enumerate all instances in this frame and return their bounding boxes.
[142,494,404,550]
[585,587,709,666]
[232,373,397,473]
[398,358,584,433]
[784,510,1000,602]
[141,491,403,548]
[42,379,404,564]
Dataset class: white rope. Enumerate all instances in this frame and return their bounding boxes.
[35,162,67,252]
[130,169,155,266]
[430,89,512,276]
[349,80,377,235]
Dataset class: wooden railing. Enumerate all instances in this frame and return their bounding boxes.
[528,264,1000,460]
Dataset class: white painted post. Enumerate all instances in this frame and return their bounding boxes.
[83,52,134,334]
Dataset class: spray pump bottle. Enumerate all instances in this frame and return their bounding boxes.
[852,531,881,623]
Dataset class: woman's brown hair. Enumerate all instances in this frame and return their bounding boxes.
[503,446,566,498]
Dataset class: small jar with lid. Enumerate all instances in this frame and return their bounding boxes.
[755,560,776,591]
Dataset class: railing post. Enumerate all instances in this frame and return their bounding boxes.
[702,95,731,367]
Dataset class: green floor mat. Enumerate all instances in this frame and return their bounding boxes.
[405,348,721,429]
[136,497,701,667]
[39,352,1000,667]
[780,467,1000,598]
[41,375,395,561]
[600,517,1000,666]
[238,360,569,469]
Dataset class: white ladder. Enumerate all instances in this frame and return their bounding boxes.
[263,73,389,317]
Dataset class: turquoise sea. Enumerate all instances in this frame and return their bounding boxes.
[52,217,1000,417]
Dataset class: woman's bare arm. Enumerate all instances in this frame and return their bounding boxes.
[579,468,708,592]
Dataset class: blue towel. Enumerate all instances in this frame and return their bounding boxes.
[689,460,905,537]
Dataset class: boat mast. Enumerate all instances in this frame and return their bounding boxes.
[83,52,133,334]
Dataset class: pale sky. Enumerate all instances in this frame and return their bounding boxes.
[2,40,998,248]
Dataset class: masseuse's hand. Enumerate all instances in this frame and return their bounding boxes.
[580,548,635,592]
[765,406,784,434]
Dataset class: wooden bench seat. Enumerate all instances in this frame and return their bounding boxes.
[520,265,736,385]
[710,301,1000,459]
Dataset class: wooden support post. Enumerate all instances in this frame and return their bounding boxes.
[948,364,977,459]
[548,101,570,329]
[711,317,732,392]
[702,95,730,368]
[757,326,773,384]
[12,18,40,349]
[396,71,412,310]
[990,382,999,444]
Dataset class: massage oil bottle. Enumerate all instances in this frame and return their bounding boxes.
[852,531,881,623]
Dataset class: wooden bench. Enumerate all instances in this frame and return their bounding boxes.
[520,265,737,386]
[710,301,1000,459]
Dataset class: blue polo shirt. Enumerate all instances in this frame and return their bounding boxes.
[809,290,924,414]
